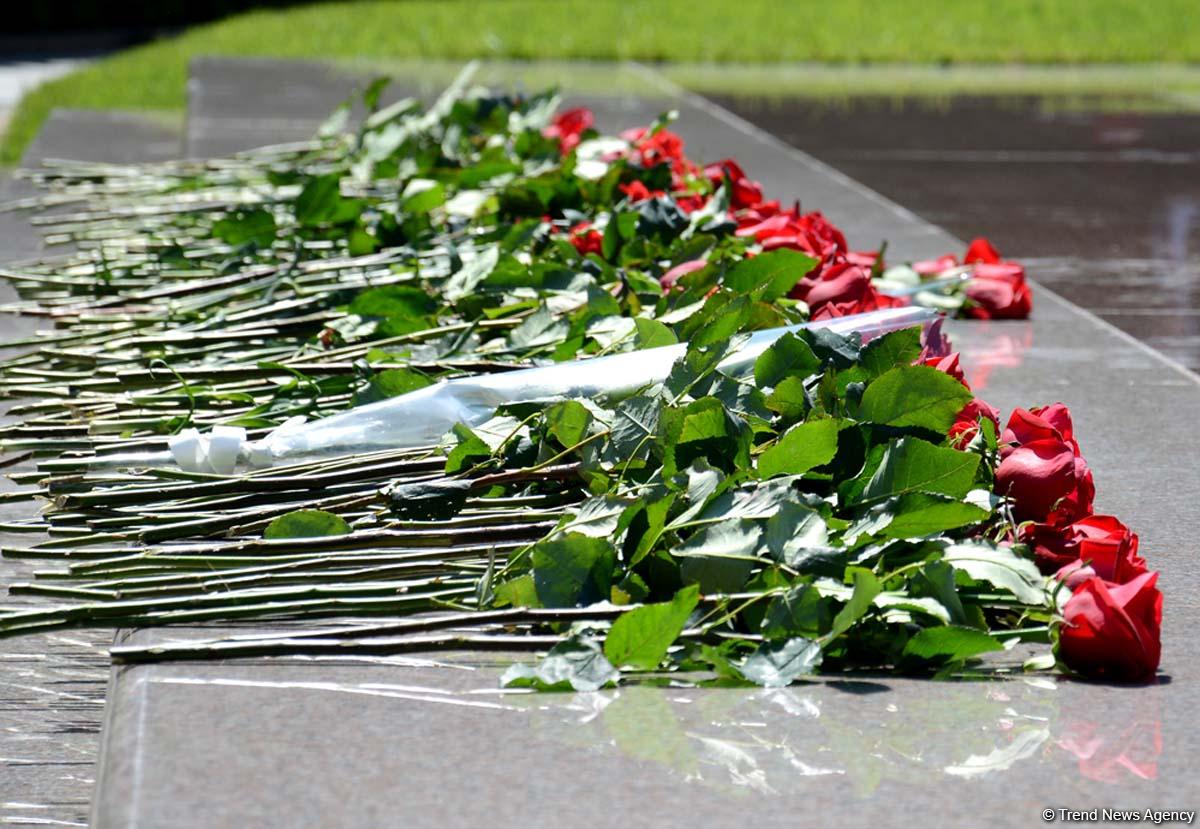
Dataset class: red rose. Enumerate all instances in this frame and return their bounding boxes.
[995,439,1094,525]
[624,127,693,176]
[963,237,1003,264]
[923,352,967,387]
[1002,404,1081,456]
[1022,514,1146,581]
[794,261,902,319]
[846,250,881,269]
[1058,571,1162,683]
[660,259,707,291]
[619,180,663,202]
[544,107,594,154]
[912,254,958,276]
[949,398,1000,447]
[964,269,1033,320]
[737,210,848,268]
[703,159,764,210]
[568,221,603,257]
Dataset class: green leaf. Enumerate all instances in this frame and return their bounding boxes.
[501,634,619,692]
[263,509,350,540]
[856,438,981,504]
[765,502,839,573]
[354,368,432,406]
[942,542,1048,605]
[604,585,700,670]
[634,317,678,350]
[741,637,822,687]
[493,574,538,608]
[754,332,821,389]
[762,585,830,640]
[757,418,842,479]
[444,423,491,474]
[607,395,660,461]
[349,285,436,318]
[661,397,751,480]
[401,180,445,214]
[676,519,761,593]
[828,567,881,639]
[545,399,593,448]
[213,209,276,248]
[445,245,500,301]
[881,493,989,538]
[723,249,817,302]
[531,533,617,608]
[903,625,1004,663]
[858,326,923,377]
[857,365,972,432]
[508,304,570,349]
[295,174,344,226]
[558,496,628,538]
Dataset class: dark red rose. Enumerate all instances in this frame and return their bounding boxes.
[544,107,594,154]
[660,259,707,291]
[805,264,905,320]
[1058,571,1162,683]
[674,193,707,214]
[995,438,1094,525]
[949,398,1000,447]
[1022,514,1146,581]
[963,237,1003,264]
[568,221,603,257]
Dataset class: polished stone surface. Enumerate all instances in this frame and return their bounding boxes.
[714,94,1200,372]
[0,108,180,828]
[83,60,1200,828]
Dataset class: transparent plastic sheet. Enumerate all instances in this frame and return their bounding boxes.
[98,307,936,472]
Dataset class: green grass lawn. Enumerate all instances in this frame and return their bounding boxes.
[5,0,1200,164]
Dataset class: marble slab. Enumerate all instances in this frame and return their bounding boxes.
[67,59,1200,827]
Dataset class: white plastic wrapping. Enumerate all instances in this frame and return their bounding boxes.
[245,306,936,467]
[99,306,935,472]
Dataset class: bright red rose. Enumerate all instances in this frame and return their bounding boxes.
[949,398,1000,448]
[737,210,848,270]
[1022,515,1146,581]
[543,107,594,154]
[660,259,707,291]
[1002,405,1081,457]
[1058,571,1162,683]
[923,352,967,387]
[703,159,764,210]
[568,221,603,257]
[995,439,1094,525]
[624,127,693,176]
[674,193,708,214]
[963,237,1003,265]
[619,180,664,202]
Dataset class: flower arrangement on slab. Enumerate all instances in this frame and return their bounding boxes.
[0,70,1158,686]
